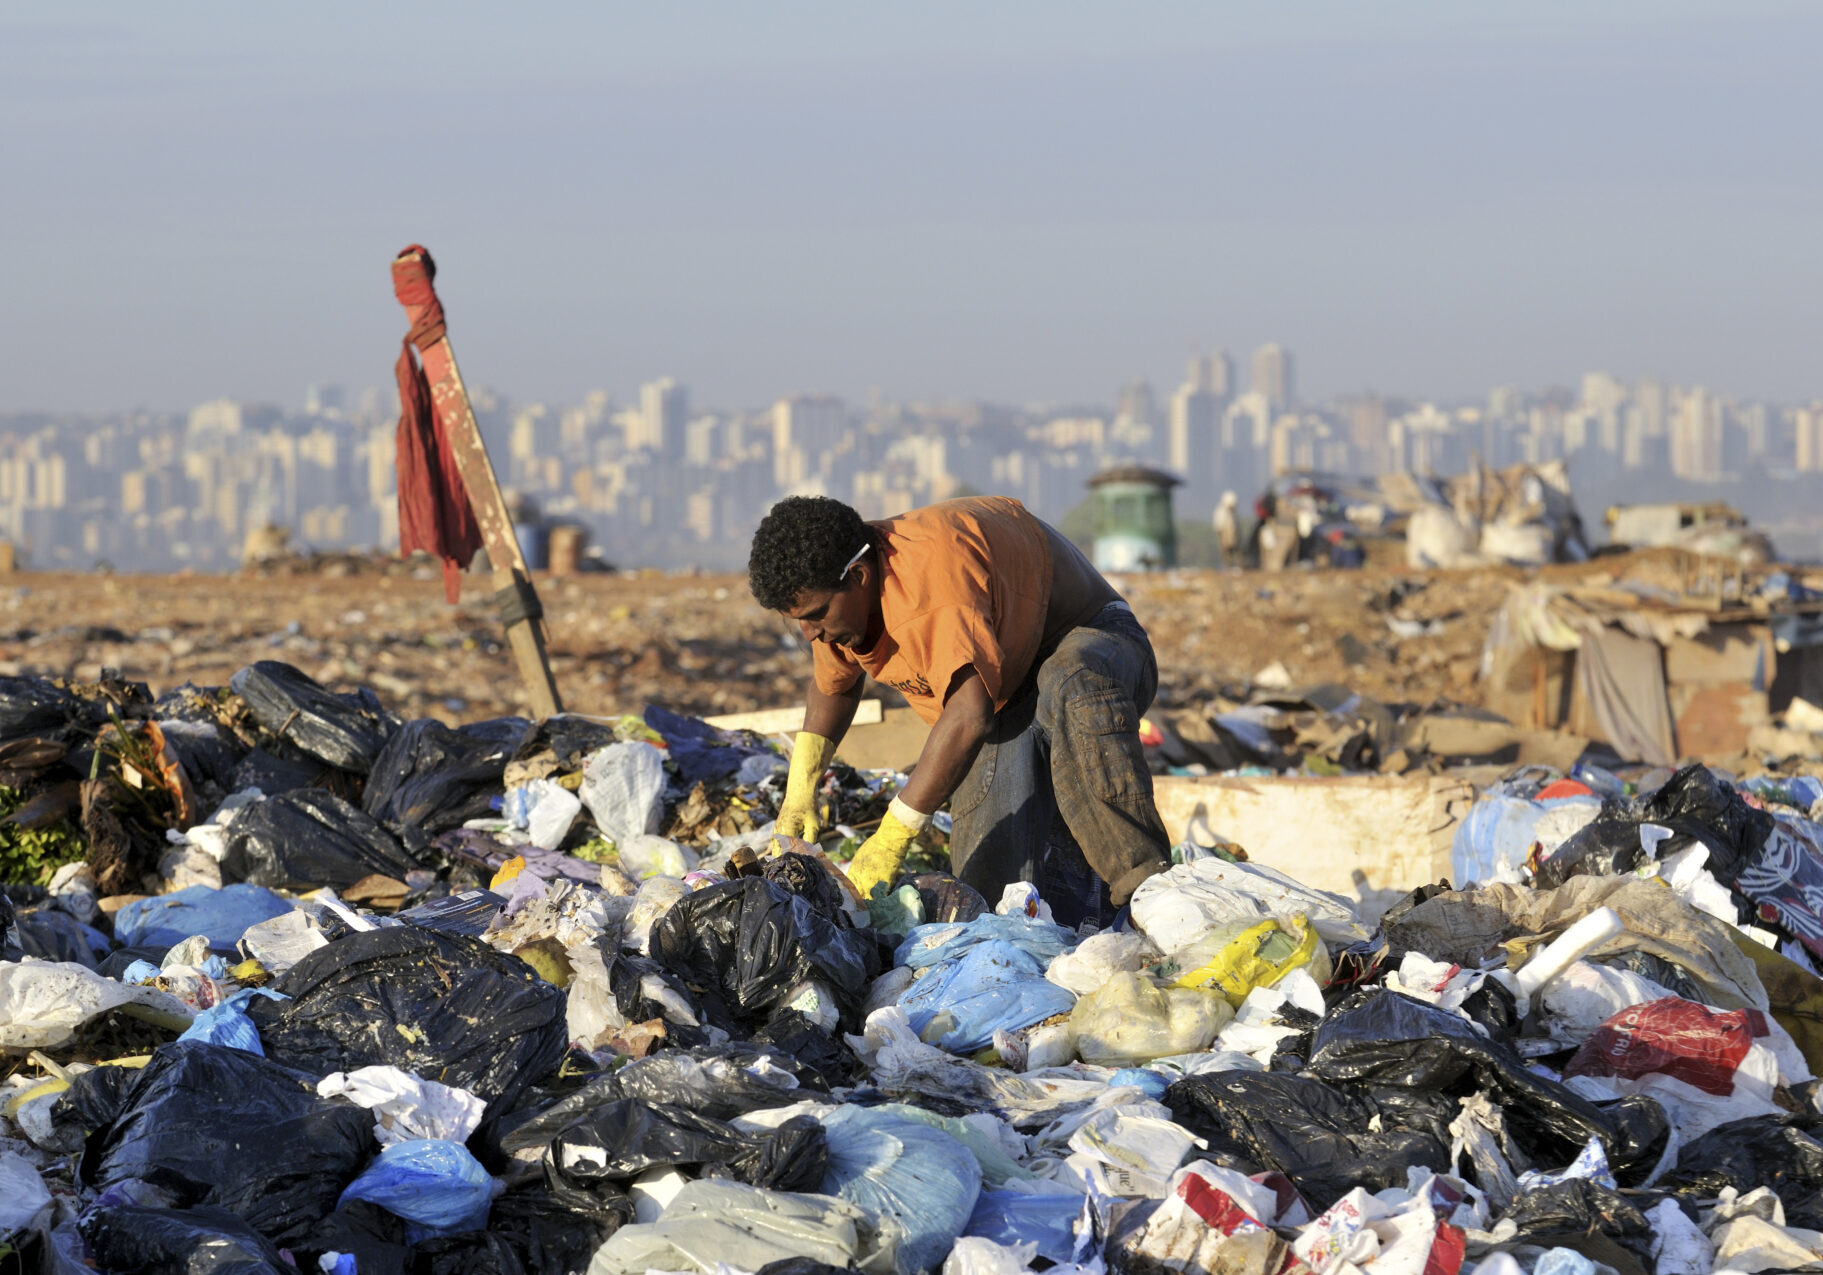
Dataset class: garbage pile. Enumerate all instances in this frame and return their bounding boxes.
[6,662,1823,1273]
[1147,681,1530,777]
[1387,460,1590,570]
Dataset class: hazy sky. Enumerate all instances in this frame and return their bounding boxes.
[4,2,1820,415]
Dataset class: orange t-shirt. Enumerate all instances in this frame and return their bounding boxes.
[813,496,1104,724]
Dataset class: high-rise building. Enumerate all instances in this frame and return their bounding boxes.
[1167,383,1219,514]
[1189,351,1234,398]
[1795,404,1823,473]
[1670,386,1724,481]
[772,394,847,489]
[637,378,689,458]
[304,384,345,416]
[683,416,721,469]
[1635,378,1666,439]
[1115,380,1156,427]
[1250,344,1294,411]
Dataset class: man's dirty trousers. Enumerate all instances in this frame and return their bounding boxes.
[947,601,1171,928]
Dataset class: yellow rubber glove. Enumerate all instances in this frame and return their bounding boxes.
[773,730,836,849]
[845,801,925,900]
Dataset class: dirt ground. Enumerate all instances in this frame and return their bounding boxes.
[0,550,1730,729]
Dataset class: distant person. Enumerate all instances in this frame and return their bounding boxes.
[1245,490,1278,569]
[747,494,1171,928]
[1214,491,1240,569]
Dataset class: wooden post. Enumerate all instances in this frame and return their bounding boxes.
[392,247,564,719]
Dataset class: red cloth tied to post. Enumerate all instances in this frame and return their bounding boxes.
[392,245,482,603]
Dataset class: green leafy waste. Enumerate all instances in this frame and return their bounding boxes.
[0,786,87,886]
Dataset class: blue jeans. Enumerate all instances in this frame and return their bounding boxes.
[947,603,1172,928]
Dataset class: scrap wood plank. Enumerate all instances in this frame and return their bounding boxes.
[705,700,884,735]
[391,246,562,719]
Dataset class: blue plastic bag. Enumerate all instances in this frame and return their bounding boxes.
[1107,1068,1171,1100]
[896,940,1075,1053]
[113,885,294,951]
[177,987,288,1055]
[966,1189,1084,1264]
[1450,792,1599,886]
[895,912,1075,971]
[337,1139,494,1242]
[817,1106,982,1275]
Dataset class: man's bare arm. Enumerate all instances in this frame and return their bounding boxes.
[803,677,864,745]
[898,667,994,813]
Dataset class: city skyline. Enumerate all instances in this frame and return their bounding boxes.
[5,339,1823,578]
[5,2,1823,412]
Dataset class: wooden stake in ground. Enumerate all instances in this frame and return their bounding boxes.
[391,246,563,718]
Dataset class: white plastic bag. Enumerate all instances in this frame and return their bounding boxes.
[237,909,329,974]
[587,1179,888,1275]
[617,834,698,882]
[944,1237,1038,1275]
[0,1150,51,1232]
[565,940,629,1050]
[581,741,667,850]
[1045,931,1160,997]
[0,961,192,1050]
[1129,857,1364,954]
[317,1065,488,1146]
[505,779,583,851]
[1069,971,1233,1066]
[625,877,692,954]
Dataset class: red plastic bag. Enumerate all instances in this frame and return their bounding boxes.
[1564,997,1769,1096]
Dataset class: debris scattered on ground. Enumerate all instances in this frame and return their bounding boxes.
[2,648,1823,1274]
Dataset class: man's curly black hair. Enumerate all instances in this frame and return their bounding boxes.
[748,495,876,611]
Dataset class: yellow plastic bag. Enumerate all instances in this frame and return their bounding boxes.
[1170,915,1330,1008]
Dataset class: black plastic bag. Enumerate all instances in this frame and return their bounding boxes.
[410,1232,528,1275]
[227,744,344,797]
[506,717,622,776]
[912,872,989,924]
[0,894,20,962]
[0,676,80,742]
[99,944,172,978]
[606,952,722,1044]
[547,1098,827,1192]
[364,718,523,835]
[156,715,250,795]
[1661,1115,1823,1229]
[479,1185,625,1275]
[755,1261,857,1275]
[1500,1179,1653,1275]
[81,1204,291,1275]
[13,904,106,968]
[1460,975,1521,1048]
[298,1202,409,1275]
[1306,988,1668,1179]
[249,924,567,1114]
[229,660,401,775]
[714,1113,828,1192]
[652,876,879,1029]
[1165,1071,1454,1209]
[52,1059,143,1143]
[222,789,424,890]
[763,851,851,919]
[1536,763,1773,889]
[79,1040,377,1246]
[489,1043,825,1164]
[752,1008,864,1088]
